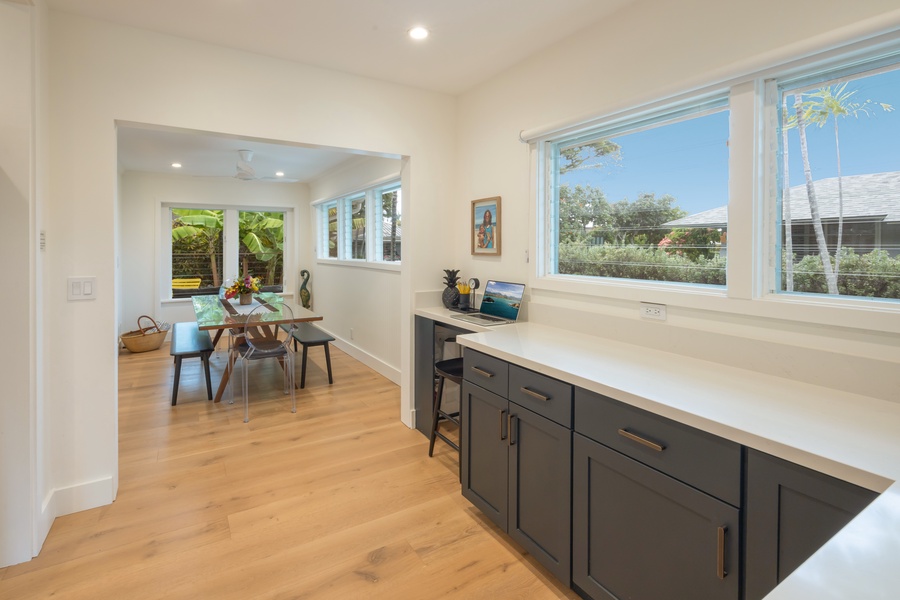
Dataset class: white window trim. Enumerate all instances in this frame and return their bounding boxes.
[536,93,731,290]
[526,31,900,334]
[159,202,294,303]
[314,176,401,265]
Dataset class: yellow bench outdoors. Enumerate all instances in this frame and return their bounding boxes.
[172,278,202,289]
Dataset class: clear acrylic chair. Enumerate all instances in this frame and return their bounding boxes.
[229,302,298,422]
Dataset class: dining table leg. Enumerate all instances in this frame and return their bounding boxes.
[213,346,237,403]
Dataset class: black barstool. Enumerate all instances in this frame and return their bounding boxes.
[428,357,464,457]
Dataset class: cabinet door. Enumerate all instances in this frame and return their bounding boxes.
[461,381,508,530]
[744,449,878,600]
[573,434,739,600]
[413,316,435,436]
[508,404,572,584]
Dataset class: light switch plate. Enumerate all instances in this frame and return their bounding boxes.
[68,276,97,301]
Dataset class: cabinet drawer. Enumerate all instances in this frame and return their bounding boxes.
[509,365,573,427]
[463,349,509,397]
[575,388,741,506]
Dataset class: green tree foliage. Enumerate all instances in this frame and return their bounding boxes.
[558,139,621,174]
[558,185,611,243]
[608,193,686,246]
[171,209,223,287]
[789,249,900,299]
[558,243,726,285]
[558,186,686,246]
[658,228,722,260]
[382,189,401,260]
[239,211,284,285]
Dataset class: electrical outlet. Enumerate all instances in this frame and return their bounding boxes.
[349,328,354,340]
[640,302,667,321]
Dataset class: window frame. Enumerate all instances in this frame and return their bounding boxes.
[526,33,900,334]
[765,52,900,305]
[314,177,402,270]
[160,203,294,302]
[544,95,731,290]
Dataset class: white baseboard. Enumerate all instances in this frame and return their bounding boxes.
[36,476,115,556]
[327,334,400,385]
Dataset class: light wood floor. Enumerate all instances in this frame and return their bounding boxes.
[0,342,577,599]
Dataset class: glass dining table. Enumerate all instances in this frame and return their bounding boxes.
[191,292,322,402]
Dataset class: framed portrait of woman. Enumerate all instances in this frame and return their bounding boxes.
[471,196,501,256]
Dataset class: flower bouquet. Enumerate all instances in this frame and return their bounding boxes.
[225,275,261,304]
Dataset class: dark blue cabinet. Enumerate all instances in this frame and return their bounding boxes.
[461,351,573,584]
[744,449,878,600]
[572,389,741,600]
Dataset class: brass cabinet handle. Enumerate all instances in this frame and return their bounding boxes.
[471,366,494,378]
[717,526,727,580]
[499,409,507,440]
[519,386,550,402]
[617,428,665,452]
[508,413,517,446]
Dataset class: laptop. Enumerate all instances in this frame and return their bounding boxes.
[452,280,525,326]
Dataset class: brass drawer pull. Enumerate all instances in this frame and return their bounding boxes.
[470,366,494,378]
[499,409,507,440]
[717,526,727,579]
[520,386,550,402]
[618,428,665,452]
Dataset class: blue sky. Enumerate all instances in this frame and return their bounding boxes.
[784,67,900,188]
[560,67,900,217]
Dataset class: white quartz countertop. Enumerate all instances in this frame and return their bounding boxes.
[428,316,900,600]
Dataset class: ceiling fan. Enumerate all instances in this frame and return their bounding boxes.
[231,149,298,182]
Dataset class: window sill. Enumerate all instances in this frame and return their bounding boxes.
[530,273,900,334]
[317,259,401,273]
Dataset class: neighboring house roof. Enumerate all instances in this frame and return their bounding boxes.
[382,220,402,239]
[665,171,900,227]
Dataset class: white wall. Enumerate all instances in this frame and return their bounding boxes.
[0,0,36,567]
[456,0,900,401]
[306,156,403,381]
[119,171,309,330]
[33,9,456,561]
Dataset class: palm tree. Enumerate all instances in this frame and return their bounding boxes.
[801,83,893,278]
[794,95,838,294]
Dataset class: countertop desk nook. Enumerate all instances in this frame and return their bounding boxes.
[414,306,494,437]
[413,306,900,600]
[192,292,322,402]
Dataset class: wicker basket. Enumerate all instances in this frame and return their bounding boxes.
[120,315,170,353]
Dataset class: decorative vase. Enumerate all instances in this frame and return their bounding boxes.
[299,269,311,309]
[441,269,461,308]
[239,292,252,305]
[442,286,460,309]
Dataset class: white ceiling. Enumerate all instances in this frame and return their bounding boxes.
[59,0,633,180]
[116,124,377,182]
[48,0,632,95]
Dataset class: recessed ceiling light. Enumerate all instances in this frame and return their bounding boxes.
[276,171,285,177]
[171,162,182,168]
[408,26,429,40]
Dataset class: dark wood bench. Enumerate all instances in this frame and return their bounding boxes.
[290,322,335,389]
[170,322,214,405]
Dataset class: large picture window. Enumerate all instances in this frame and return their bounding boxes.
[773,60,900,300]
[168,207,288,298]
[316,179,401,264]
[548,99,729,287]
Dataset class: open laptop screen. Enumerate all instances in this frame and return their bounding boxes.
[479,281,525,321]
